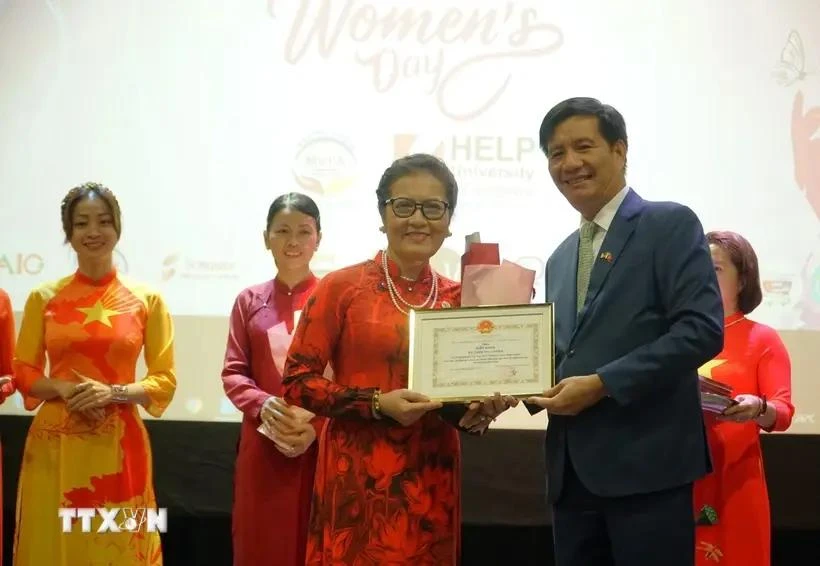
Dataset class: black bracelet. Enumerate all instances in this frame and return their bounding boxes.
[757,395,767,417]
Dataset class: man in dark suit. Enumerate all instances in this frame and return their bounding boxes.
[527,97,724,566]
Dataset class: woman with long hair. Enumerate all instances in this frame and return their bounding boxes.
[13,182,176,565]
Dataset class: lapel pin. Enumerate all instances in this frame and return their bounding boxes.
[599,251,613,263]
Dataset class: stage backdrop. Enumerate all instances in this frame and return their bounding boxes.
[0,0,818,432]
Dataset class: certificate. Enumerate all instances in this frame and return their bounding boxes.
[699,375,737,414]
[408,304,554,403]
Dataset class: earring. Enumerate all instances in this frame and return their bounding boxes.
[379,226,386,233]
[446,231,452,237]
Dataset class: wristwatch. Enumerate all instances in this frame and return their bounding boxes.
[110,384,128,403]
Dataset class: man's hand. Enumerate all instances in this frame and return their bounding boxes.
[527,374,607,416]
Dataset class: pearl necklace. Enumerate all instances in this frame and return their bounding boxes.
[381,249,439,315]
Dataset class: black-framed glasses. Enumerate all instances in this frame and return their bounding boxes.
[383,197,450,220]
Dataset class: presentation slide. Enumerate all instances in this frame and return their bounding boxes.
[0,0,817,432]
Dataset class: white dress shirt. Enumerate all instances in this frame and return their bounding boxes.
[581,186,630,257]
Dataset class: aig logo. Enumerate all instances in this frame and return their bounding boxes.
[0,253,44,275]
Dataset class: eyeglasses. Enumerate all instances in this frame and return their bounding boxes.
[383,197,450,220]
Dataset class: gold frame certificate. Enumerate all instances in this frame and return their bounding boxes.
[407,304,555,402]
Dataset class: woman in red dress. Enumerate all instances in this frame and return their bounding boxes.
[282,153,516,565]
[221,193,325,566]
[694,231,795,565]
[0,288,16,565]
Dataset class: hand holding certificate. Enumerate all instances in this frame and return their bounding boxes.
[376,389,443,426]
[700,375,738,414]
[407,234,554,403]
[408,304,555,403]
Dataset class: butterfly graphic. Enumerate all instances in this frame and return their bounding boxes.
[773,30,808,86]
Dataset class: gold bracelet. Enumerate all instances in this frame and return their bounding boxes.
[372,389,382,420]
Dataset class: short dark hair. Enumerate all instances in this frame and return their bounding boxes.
[60,182,122,242]
[538,97,628,156]
[266,192,321,232]
[376,153,458,218]
[706,230,763,314]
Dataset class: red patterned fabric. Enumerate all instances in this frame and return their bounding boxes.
[284,251,463,565]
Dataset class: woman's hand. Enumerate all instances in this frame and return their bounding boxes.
[54,379,79,401]
[458,392,519,432]
[65,378,113,412]
[719,394,764,423]
[379,389,443,426]
[0,376,13,404]
[260,396,317,457]
[274,422,316,458]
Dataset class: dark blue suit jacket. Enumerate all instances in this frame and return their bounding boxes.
[536,189,723,502]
